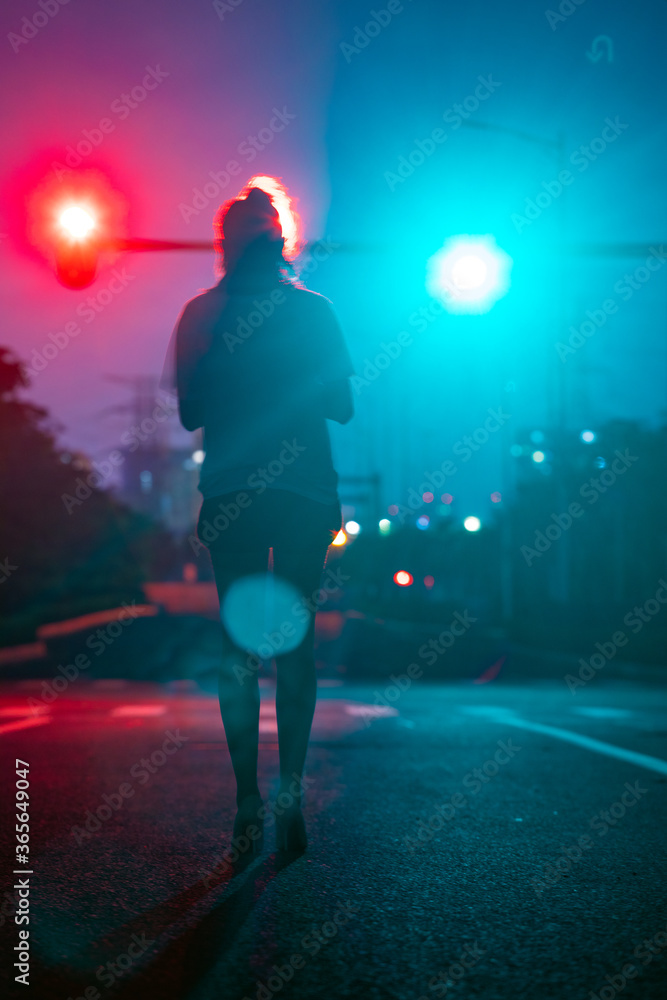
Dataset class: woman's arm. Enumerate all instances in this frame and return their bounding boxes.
[320,377,354,424]
[175,298,213,432]
[179,396,204,432]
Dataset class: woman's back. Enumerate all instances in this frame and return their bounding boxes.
[188,279,354,504]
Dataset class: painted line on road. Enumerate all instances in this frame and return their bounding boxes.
[0,706,50,716]
[0,716,52,736]
[110,704,167,717]
[459,706,667,776]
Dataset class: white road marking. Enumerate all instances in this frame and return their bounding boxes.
[459,706,667,776]
[110,704,167,717]
[0,716,52,736]
[344,704,398,718]
[0,706,50,716]
[572,707,633,719]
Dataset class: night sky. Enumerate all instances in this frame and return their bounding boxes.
[2,0,665,516]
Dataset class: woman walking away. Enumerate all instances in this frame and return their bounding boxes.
[163,181,355,855]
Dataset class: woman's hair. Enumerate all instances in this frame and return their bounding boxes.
[213,186,300,289]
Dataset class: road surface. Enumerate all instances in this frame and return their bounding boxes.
[1,674,666,999]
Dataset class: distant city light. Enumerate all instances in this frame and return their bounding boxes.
[394,570,414,586]
[424,575,435,589]
[426,235,512,314]
[192,450,205,464]
[422,492,434,503]
[379,518,391,534]
[416,515,430,529]
[332,530,347,546]
[463,516,481,532]
[490,491,502,503]
[388,504,399,515]
[345,520,361,536]
[531,450,546,464]
[581,429,596,444]
[441,493,454,504]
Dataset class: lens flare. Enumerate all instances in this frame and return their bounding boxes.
[221,573,307,655]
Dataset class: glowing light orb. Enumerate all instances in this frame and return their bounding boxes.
[192,450,205,464]
[245,174,302,258]
[426,235,512,314]
[451,254,488,290]
[394,570,413,587]
[441,493,453,504]
[345,520,361,536]
[416,515,430,529]
[581,429,596,444]
[463,516,482,532]
[422,492,434,503]
[332,530,347,546]
[58,205,96,240]
[531,450,546,464]
[388,504,399,516]
[424,575,435,589]
[378,519,391,534]
[490,491,502,503]
[221,573,307,655]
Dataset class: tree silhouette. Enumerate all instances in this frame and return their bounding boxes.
[0,346,162,645]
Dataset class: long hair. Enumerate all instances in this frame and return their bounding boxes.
[213,187,301,291]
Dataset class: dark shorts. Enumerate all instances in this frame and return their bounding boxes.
[197,488,342,554]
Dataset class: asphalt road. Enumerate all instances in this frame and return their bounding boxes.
[1,675,666,999]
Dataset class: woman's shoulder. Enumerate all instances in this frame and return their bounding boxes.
[178,283,227,328]
[285,283,335,313]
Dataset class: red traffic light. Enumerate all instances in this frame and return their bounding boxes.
[53,204,100,288]
[27,169,127,289]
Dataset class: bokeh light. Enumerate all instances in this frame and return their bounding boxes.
[426,235,512,314]
[463,516,482,532]
[221,573,307,655]
[394,570,413,586]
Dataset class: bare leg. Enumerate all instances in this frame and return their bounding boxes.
[218,645,262,807]
[209,548,268,807]
[272,542,330,801]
